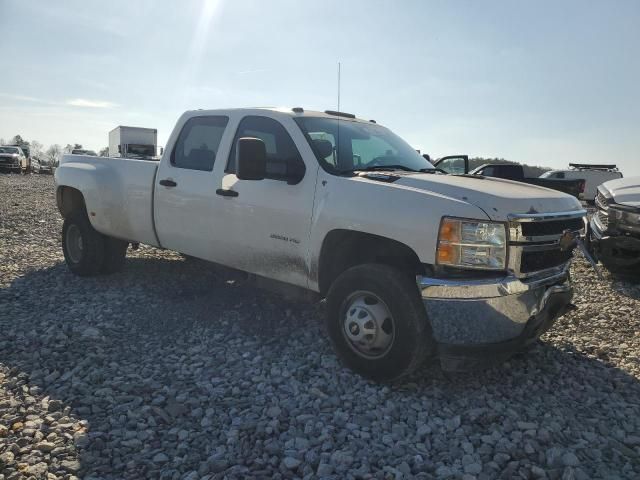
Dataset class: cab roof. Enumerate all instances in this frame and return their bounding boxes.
[186,107,377,124]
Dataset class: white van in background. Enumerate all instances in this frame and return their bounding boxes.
[540,164,623,202]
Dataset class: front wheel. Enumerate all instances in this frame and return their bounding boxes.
[326,264,434,382]
[62,211,105,276]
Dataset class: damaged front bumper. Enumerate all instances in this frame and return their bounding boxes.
[589,216,640,271]
[417,266,572,371]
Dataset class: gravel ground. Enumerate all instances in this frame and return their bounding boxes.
[1,174,639,480]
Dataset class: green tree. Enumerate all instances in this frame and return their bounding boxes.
[98,147,109,156]
[10,135,29,148]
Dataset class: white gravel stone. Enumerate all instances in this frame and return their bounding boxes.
[0,175,639,479]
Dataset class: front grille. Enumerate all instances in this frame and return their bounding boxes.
[595,191,609,210]
[596,210,609,230]
[520,248,573,273]
[508,211,586,276]
[520,218,584,237]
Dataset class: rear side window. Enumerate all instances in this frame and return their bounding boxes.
[171,116,229,171]
[227,116,305,181]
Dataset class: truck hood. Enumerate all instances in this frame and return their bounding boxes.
[601,176,640,208]
[391,173,583,221]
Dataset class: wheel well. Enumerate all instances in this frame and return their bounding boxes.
[56,186,86,218]
[317,230,425,295]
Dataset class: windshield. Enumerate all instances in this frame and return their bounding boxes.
[127,144,155,157]
[0,147,19,154]
[294,117,433,173]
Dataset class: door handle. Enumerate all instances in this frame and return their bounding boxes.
[159,179,177,187]
[216,188,239,197]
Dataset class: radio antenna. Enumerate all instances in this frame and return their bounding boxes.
[337,62,341,111]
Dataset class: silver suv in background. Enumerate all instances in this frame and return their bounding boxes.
[590,177,640,276]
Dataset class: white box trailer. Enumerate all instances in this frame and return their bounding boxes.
[109,126,158,159]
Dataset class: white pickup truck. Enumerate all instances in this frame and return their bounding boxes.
[55,107,586,380]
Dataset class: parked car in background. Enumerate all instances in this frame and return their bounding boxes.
[32,156,54,174]
[5,144,32,172]
[55,107,586,381]
[590,176,640,276]
[433,156,586,199]
[541,164,623,202]
[0,146,27,173]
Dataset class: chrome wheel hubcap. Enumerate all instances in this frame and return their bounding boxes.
[66,225,83,263]
[342,291,395,359]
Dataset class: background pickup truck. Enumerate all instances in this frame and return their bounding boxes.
[55,108,586,380]
[590,176,640,276]
[433,156,586,199]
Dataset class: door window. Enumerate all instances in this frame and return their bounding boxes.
[227,116,305,181]
[171,116,229,171]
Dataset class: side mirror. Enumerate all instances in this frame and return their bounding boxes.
[312,139,334,159]
[236,137,266,180]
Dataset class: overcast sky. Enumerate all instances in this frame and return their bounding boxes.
[1,0,639,175]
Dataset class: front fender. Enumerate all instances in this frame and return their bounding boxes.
[307,173,489,290]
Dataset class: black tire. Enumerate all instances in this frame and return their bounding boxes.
[101,237,128,274]
[62,211,105,276]
[326,264,434,382]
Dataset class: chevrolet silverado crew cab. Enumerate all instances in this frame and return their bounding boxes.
[55,108,586,381]
[590,176,640,275]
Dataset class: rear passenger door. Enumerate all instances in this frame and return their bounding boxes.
[215,115,318,288]
[154,115,231,259]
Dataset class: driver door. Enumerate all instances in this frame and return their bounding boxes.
[434,155,469,174]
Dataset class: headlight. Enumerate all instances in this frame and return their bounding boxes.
[436,217,507,270]
[610,206,640,226]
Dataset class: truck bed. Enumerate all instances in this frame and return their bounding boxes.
[520,177,584,199]
[468,164,584,199]
[56,154,160,246]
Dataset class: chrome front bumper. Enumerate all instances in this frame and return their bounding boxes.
[417,266,573,369]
